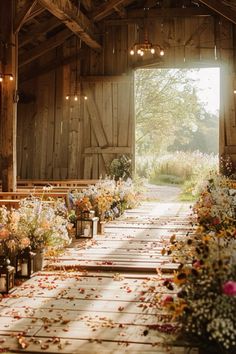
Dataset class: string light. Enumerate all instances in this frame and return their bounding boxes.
[0,73,14,82]
[65,36,88,101]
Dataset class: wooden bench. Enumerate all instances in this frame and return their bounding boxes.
[0,191,69,200]
[0,199,56,209]
[16,179,100,187]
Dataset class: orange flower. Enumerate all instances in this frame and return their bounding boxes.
[0,227,10,240]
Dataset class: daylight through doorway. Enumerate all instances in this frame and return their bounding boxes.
[135,67,220,201]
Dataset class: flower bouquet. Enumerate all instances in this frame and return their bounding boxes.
[160,174,236,354]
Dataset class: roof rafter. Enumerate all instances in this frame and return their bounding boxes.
[38,0,101,50]
[19,28,72,67]
[114,4,127,18]
[127,7,212,19]
[105,7,211,25]
[91,0,127,22]
[198,0,236,24]
[14,0,38,32]
[23,2,45,22]
[81,0,93,11]
[19,16,60,48]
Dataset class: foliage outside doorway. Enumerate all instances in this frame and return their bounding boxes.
[135,67,220,200]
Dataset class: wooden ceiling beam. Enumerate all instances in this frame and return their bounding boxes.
[19,49,86,82]
[105,7,211,25]
[114,5,127,18]
[14,0,38,32]
[127,7,212,18]
[198,0,236,24]
[91,0,127,22]
[38,0,101,50]
[19,28,72,67]
[81,0,93,11]
[19,16,60,48]
[23,2,45,22]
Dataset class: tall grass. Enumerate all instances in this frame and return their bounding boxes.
[136,151,219,197]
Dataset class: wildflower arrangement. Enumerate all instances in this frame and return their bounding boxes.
[72,177,140,221]
[17,197,71,250]
[0,197,71,255]
[109,154,132,180]
[161,174,236,354]
[0,207,31,259]
[75,196,92,214]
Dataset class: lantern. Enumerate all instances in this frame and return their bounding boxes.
[0,256,15,294]
[76,211,98,238]
[16,247,36,278]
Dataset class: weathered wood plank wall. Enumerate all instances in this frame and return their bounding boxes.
[17,15,236,179]
[81,76,133,178]
[18,38,84,179]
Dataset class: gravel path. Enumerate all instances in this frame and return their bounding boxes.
[144,183,182,202]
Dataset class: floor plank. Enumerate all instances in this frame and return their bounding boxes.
[0,201,196,353]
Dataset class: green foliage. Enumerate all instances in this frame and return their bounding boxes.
[150,174,185,185]
[168,111,219,154]
[135,68,219,156]
[135,68,206,155]
[109,155,132,181]
[136,151,219,199]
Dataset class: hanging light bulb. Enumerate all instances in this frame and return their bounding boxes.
[150,47,155,54]
[74,95,78,101]
[130,48,135,55]
[84,96,88,100]
[160,49,164,56]
[0,75,3,82]
[66,95,69,100]
[9,74,13,81]
[140,50,144,56]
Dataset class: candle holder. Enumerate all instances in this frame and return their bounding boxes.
[0,256,15,294]
[15,247,36,278]
[76,211,98,238]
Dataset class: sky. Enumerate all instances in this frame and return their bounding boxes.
[187,67,220,115]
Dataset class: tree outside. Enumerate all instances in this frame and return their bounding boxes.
[135,68,219,198]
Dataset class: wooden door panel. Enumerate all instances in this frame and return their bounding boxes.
[82,75,134,178]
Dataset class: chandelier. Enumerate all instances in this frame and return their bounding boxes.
[130,41,164,57]
[129,8,164,57]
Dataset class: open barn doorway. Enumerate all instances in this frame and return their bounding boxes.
[134,67,220,201]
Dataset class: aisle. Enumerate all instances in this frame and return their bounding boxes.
[48,202,191,272]
[0,202,197,354]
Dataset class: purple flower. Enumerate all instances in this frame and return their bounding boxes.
[222,281,236,296]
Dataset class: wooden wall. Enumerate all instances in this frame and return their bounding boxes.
[17,14,236,179]
[18,39,84,179]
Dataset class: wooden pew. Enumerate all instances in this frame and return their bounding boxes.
[0,191,68,200]
[16,179,100,187]
[0,199,56,209]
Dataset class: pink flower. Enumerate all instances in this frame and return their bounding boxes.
[222,281,236,296]
[193,260,201,268]
[162,295,174,306]
[212,217,220,225]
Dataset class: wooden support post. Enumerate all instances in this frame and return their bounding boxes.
[0,0,18,191]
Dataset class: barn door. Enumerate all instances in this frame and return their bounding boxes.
[81,75,134,178]
[220,66,236,169]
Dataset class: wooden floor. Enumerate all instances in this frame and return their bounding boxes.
[0,202,198,354]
